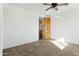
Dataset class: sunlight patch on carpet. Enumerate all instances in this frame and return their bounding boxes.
[51,37,68,50]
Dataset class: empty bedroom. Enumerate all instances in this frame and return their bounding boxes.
[3,3,79,56]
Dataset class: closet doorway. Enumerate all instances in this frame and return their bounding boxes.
[39,16,51,40]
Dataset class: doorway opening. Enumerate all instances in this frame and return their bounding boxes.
[39,16,51,40]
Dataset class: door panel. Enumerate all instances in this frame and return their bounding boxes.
[39,17,44,40]
[44,16,51,40]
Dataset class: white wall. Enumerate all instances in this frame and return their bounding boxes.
[3,4,39,49]
[0,4,1,49]
[3,3,79,49]
[51,9,79,45]
[0,3,2,54]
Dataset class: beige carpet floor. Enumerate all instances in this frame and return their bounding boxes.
[3,40,79,56]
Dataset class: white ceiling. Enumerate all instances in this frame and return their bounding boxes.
[13,3,79,15]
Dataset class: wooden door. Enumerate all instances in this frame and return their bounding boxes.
[39,17,44,40]
[43,16,51,40]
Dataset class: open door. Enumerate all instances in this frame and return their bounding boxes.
[39,16,51,40]
[39,17,43,40]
